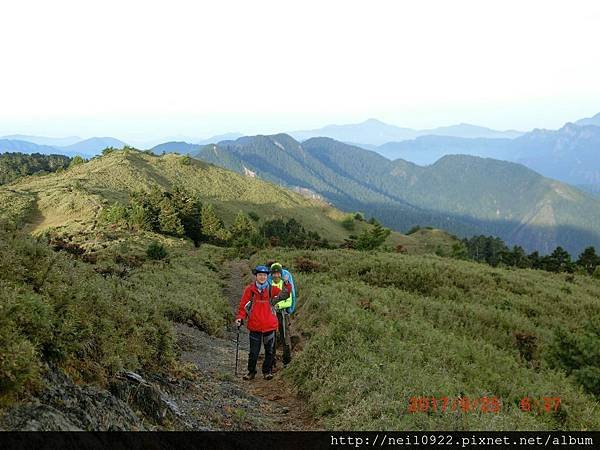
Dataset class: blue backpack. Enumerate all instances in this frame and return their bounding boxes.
[269,268,297,314]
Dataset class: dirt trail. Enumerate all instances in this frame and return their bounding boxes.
[170,259,318,430]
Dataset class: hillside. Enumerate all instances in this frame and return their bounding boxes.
[252,248,600,430]
[1,148,441,251]
[194,135,485,237]
[191,134,600,255]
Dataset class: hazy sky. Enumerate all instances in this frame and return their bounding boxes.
[1,0,600,141]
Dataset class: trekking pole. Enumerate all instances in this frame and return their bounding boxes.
[235,323,241,377]
[281,312,287,346]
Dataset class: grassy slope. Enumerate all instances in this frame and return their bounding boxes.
[0,149,454,254]
[0,150,354,241]
[252,248,600,430]
[0,227,231,404]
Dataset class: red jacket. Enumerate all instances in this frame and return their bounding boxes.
[236,282,290,333]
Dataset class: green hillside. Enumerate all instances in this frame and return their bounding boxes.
[194,135,484,238]
[0,149,351,242]
[192,134,600,255]
[252,248,600,430]
[303,138,600,255]
[0,148,457,254]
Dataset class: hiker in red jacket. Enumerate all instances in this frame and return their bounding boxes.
[235,265,290,380]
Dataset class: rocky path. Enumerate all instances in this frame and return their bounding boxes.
[168,259,318,431]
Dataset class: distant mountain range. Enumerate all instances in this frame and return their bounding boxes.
[575,112,600,127]
[289,118,523,146]
[0,133,246,157]
[4,115,600,253]
[0,137,127,158]
[0,140,61,155]
[190,133,600,255]
[376,122,600,188]
[149,133,246,155]
[151,141,202,155]
[194,133,244,145]
[60,137,127,156]
[0,135,81,147]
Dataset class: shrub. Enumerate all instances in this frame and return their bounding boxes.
[549,318,600,397]
[0,224,232,404]
[294,256,324,273]
[344,223,390,251]
[146,241,168,260]
[341,215,355,231]
[101,203,129,226]
[513,331,537,362]
[68,155,85,169]
[406,225,421,235]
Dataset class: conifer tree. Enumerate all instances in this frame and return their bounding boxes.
[576,246,600,275]
[201,204,230,244]
[158,197,184,236]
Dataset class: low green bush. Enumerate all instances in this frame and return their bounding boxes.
[0,228,230,403]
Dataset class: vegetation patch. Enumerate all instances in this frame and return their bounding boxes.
[0,227,230,405]
[251,248,600,430]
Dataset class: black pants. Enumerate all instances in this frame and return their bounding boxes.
[273,311,292,367]
[248,330,275,375]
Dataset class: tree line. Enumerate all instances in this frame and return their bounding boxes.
[453,234,600,277]
[100,186,331,251]
[0,152,71,185]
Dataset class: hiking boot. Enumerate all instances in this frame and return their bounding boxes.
[263,372,273,380]
[243,372,256,380]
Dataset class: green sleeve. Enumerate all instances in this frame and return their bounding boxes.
[276,296,292,310]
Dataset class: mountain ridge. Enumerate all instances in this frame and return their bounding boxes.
[289,118,523,145]
[190,133,600,255]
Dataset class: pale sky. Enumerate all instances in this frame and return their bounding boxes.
[1,0,600,141]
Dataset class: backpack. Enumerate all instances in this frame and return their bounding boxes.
[281,268,297,314]
[267,268,298,314]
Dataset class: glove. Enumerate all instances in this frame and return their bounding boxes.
[271,289,289,305]
[235,319,242,327]
[276,290,290,300]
